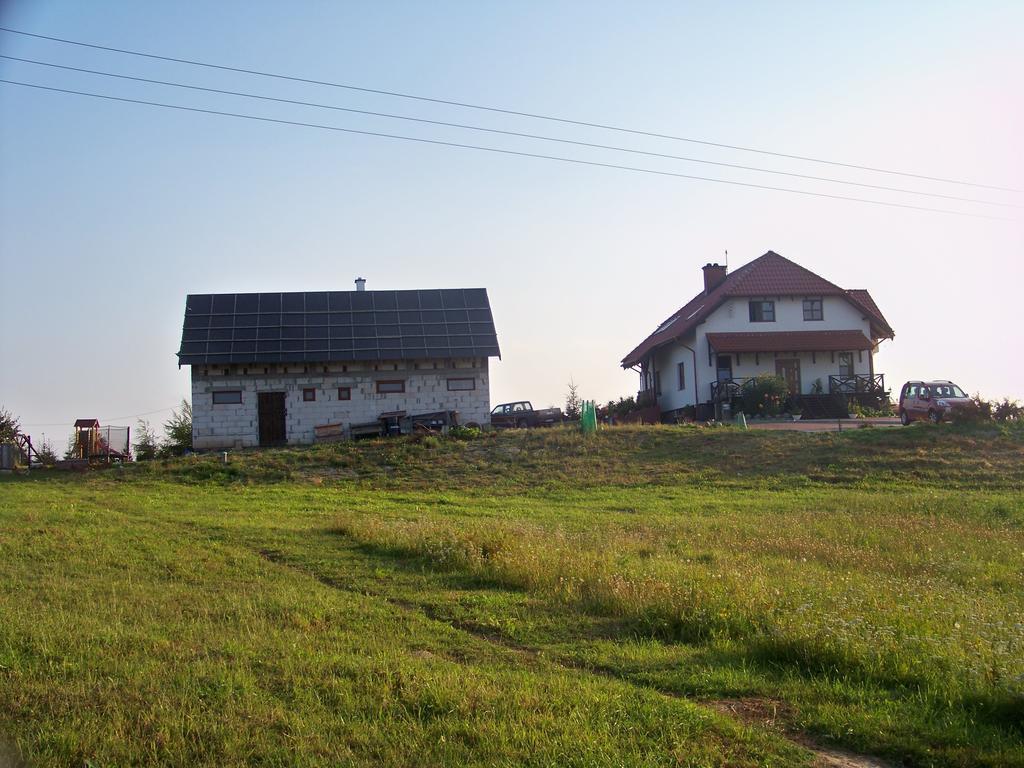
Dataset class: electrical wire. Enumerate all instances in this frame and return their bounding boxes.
[0,78,1012,221]
[1,25,1018,194]
[3,54,1015,209]
[20,404,183,429]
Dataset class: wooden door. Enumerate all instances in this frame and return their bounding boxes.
[775,358,802,395]
[258,392,287,446]
[716,356,733,382]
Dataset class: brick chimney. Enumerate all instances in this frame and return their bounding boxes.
[702,263,727,293]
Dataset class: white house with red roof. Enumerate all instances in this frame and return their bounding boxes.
[621,251,894,420]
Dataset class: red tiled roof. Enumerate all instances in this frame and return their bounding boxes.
[724,255,844,296]
[621,251,893,367]
[845,289,894,339]
[706,330,873,353]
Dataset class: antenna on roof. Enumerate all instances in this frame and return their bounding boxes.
[724,249,728,269]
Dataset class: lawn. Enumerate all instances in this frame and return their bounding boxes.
[1,424,1022,767]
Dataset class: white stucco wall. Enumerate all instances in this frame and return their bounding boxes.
[190,357,490,449]
[649,295,877,411]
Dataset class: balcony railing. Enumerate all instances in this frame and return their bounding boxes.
[636,389,658,408]
[711,374,886,402]
[829,374,885,396]
[710,378,751,402]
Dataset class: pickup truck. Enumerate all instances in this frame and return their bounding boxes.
[490,401,563,429]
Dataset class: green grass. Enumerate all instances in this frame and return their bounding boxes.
[1,424,1022,766]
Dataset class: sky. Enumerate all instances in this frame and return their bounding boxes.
[1,1,1022,444]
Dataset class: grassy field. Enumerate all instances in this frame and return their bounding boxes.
[1,424,1022,767]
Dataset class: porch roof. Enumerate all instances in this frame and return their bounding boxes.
[706,330,873,353]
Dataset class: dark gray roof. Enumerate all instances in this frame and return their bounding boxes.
[176,288,500,365]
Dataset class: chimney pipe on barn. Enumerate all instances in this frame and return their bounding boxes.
[702,263,727,294]
[354,277,366,292]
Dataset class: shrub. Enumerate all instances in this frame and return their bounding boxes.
[448,425,482,440]
[993,398,1022,422]
[599,396,640,422]
[162,400,192,455]
[956,395,994,424]
[133,419,160,461]
[850,402,894,418]
[35,439,58,465]
[741,374,788,416]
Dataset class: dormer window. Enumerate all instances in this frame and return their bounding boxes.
[749,300,775,322]
[803,298,823,321]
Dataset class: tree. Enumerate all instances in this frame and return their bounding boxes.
[0,407,20,443]
[63,433,78,460]
[35,439,58,466]
[133,419,160,460]
[163,400,193,455]
[565,380,582,420]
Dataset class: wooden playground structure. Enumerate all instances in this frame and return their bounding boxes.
[2,418,131,470]
[68,419,131,462]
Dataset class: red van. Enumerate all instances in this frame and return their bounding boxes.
[898,380,970,425]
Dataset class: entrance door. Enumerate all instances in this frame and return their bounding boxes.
[775,358,802,395]
[716,355,733,383]
[258,392,287,446]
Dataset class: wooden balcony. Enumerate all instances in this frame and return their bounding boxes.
[711,374,887,404]
[829,374,885,396]
[710,378,751,402]
[636,389,658,408]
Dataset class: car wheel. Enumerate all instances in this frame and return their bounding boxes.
[899,409,911,426]
[516,419,528,429]
[928,410,942,424]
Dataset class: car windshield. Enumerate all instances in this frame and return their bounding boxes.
[932,384,966,398]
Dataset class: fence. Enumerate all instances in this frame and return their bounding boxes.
[76,426,131,461]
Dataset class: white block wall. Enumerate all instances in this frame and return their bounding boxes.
[190,357,491,449]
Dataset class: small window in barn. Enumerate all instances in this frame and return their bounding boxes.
[447,377,475,391]
[303,388,316,402]
[803,298,823,321]
[212,390,242,405]
[377,380,405,394]
[749,300,775,322]
[677,362,686,390]
[655,370,662,396]
[338,386,351,400]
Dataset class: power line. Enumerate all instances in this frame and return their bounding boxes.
[3,54,1016,210]
[20,404,182,429]
[1,25,1019,195]
[1,78,1011,221]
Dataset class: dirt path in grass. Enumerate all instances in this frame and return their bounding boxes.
[707,699,894,767]
[254,546,895,768]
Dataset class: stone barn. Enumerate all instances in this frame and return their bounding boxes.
[176,283,500,449]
